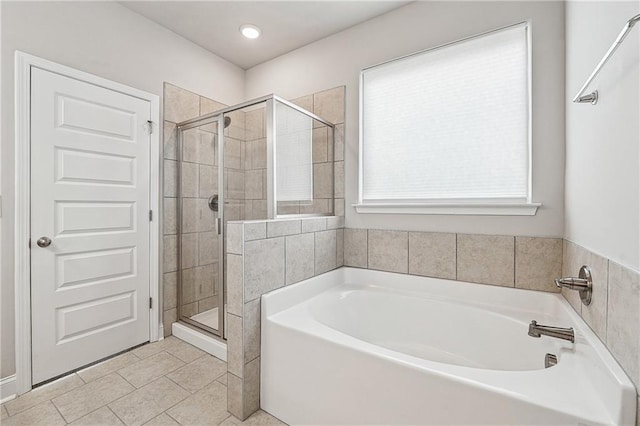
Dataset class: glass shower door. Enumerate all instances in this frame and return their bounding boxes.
[177,117,224,337]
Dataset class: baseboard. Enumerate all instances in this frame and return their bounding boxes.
[0,375,17,403]
[172,322,227,362]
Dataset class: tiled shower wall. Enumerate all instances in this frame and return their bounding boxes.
[162,83,228,336]
[225,217,345,420]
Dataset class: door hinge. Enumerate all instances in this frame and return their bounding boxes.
[149,297,153,309]
[149,210,153,221]
[146,120,153,135]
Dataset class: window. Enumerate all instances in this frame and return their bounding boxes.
[358,23,538,215]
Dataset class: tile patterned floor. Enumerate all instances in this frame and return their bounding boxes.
[1,337,286,426]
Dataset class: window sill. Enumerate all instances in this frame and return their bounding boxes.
[353,202,541,216]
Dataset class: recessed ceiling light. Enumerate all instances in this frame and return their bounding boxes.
[240,24,261,39]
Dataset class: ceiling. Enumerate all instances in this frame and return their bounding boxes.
[120,1,410,69]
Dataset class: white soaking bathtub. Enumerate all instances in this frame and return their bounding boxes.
[261,267,637,425]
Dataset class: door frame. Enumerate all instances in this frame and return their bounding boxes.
[14,51,161,394]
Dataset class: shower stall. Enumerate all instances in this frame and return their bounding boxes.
[174,95,336,340]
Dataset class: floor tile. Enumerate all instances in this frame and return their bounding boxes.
[78,352,140,383]
[216,373,228,386]
[167,355,227,393]
[132,337,205,363]
[109,376,189,426]
[2,401,66,426]
[142,412,180,425]
[5,373,84,416]
[166,381,229,425]
[70,406,124,425]
[52,373,134,423]
[1,404,8,419]
[219,410,287,426]
[118,352,185,388]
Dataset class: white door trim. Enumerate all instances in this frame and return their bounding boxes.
[14,51,161,394]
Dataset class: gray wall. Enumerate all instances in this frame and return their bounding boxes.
[0,1,245,379]
[245,1,566,238]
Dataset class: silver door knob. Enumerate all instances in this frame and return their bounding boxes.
[37,237,52,248]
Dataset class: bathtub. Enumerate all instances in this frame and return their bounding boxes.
[261,267,637,425]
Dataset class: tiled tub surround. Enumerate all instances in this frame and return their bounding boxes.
[344,229,563,292]
[225,216,345,420]
[562,240,640,419]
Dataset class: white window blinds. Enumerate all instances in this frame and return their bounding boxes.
[361,24,530,204]
[275,101,313,202]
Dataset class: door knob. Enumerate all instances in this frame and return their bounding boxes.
[37,237,52,248]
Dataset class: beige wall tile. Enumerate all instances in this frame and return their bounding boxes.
[244,222,266,241]
[227,373,243,420]
[198,132,216,166]
[225,138,243,170]
[334,161,344,198]
[195,264,215,300]
[243,358,260,418]
[181,302,197,317]
[290,95,313,112]
[163,272,177,310]
[313,86,345,124]
[109,377,188,425]
[200,97,226,116]
[245,108,265,141]
[344,228,368,268]
[199,165,218,198]
[267,220,301,238]
[163,235,178,273]
[245,170,263,200]
[77,352,140,384]
[227,314,243,378]
[312,127,328,163]
[163,198,177,235]
[607,262,639,389]
[70,406,123,425]
[225,111,246,141]
[198,296,218,313]
[299,198,332,215]
[164,84,199,123]
[334,124,344,161]
[457,234,514,287]
[562,240,584,313]
[226,223,243,255]
[335,198,345,216]
[166,355,226,393]
[243,299,261,363]
[313,162,333,199]
[181,268,197,304]
[5,373,84,416]
[327,216,345,230]
[163,308,176,337]
[301,218,327,233]
[226,169,244,200]
[182,128,200,163]
[163,160,177,197]
[181,198,198,233]
[227,254,244,316]
[118,352,184,388]
[163,121,177,161]
[250,139,267,170]
[181,233,198,269]
[181,162,199,197]
[166,381,228,426]
[336,229,344,267]
[244,238,285,302]
[286,233,315,285]
[409,232,456,279]
[198,231,218,266]
[4,402,66,426]
[52,374,134,422]
[515,237,562,292]
[368,230,408,273]
[315,230,337,274]
[196,199,214,232]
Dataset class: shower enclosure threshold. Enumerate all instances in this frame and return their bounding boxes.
[172,322,227,362]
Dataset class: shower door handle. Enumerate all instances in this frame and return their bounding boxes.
[217,218,221,235]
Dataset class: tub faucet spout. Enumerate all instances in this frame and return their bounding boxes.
[528,320,574,343]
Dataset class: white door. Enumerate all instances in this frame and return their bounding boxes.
[30,68,151,384]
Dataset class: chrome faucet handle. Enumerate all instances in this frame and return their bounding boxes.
[554,265,592,306]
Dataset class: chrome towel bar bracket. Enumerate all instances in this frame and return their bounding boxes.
[573,13,640,105]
